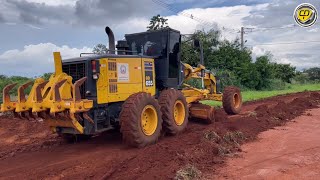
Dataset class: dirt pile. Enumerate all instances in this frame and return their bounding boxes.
[102,92,320,179]
[0,91,319,180]
[0,116,61,159]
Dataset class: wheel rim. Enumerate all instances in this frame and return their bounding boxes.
[174,100,186,126]
[233,93,241,109]
[141,105,158,136]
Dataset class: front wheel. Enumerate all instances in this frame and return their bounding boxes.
[222,86,242,115]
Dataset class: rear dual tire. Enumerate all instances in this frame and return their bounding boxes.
[159,89,189,135]
[119,90,189,147]
[119,92,162,148]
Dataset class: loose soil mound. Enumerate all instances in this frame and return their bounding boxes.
[0,91,319,179]
[0,117,60,159]
[102,92,320,180]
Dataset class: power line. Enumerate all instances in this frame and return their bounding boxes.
[246,24,299,32]
[247,40,320,46]
[151,0,239,34]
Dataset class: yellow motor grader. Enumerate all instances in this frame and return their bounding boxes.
[0,27,242,147]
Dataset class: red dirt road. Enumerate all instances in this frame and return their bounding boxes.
[0,91,319,179]
[212,108,320,180]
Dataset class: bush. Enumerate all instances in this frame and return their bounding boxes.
[267,79,287,90]
[214,69,242,90]
[184,78,202,89]
[305,67,320,81]
[293,73,309,84]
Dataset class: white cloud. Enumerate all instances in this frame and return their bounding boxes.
[244,0,320,70]
[166,4,268,34]
[0,43,92,77]
[1,0,319,76]
[114,18,150,37]
[24,0,77,6]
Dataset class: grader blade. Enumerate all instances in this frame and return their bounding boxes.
[189,103,215,124]
[1,83,17,112]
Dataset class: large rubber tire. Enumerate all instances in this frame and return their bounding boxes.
[159,89,189,135]
[119,92,162,148]
[222,86,242,115]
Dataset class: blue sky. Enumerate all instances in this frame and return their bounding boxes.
[0,0,319,76]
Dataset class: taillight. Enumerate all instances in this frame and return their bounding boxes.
[91,60,97,73]
[91,60,99,80]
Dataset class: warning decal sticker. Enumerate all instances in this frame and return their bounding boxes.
[144,62,154,87]
[117,63,129,82]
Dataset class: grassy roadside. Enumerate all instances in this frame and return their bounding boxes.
[203,84,320,107]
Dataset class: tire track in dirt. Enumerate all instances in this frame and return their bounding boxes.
[211,107,320,179]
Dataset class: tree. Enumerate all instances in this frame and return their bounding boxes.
[304,67,320,81]
[294,71,309,84]
[0,75,33,103]
[42,73,53,80]
[180,27,299,90]
[182,29,220,66]
[272,63,296,83]
[147,14,168,31]
[254,55,274,90]
[93,44,108,54]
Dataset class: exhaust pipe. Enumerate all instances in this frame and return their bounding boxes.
[105,26,115,54]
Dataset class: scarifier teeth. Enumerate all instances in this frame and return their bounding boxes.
[35,81,48,103]
[53,79,67,102]
[18,81,33,103]
[3,83,17,100]
[13,112,20,119]
[18,111,34,120]
[83,112,94,124]
[73,77,87,102]
[19,112,28,119]
[1,73,93,134]
[1,83,17,112]
[37,111,48,119]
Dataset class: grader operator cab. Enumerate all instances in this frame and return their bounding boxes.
[1,27,242,147]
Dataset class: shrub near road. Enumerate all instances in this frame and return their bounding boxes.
[204,84,320,106]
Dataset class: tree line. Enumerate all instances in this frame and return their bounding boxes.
[181,29,299,90]
[1,15,319,103]
[145,14,318,90]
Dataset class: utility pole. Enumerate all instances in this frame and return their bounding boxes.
[240,27,244,49]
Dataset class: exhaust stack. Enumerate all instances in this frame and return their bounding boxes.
[105,26,115,54]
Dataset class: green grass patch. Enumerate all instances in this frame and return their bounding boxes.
[203,84,320,107]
